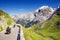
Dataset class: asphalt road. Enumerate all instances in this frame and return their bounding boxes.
[0,27,19,40]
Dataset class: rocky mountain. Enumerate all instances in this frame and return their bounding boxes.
[0,10,15,31]
[12,12,35,27]
[34,6,54,22]
[12,6,54,27]
[12,12,35,22]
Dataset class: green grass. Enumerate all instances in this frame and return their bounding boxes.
[0,10,14,25]
[0,25,3,32]
[7,18,14,25]
[4,12,14,25]
[23,27,39,40]
[28,15,60,40]
[0,10,15,32]
[22,27,52,40]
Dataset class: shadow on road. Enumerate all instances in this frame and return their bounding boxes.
[17,27,20,40]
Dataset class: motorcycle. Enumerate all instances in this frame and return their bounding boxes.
[5,27,11,34]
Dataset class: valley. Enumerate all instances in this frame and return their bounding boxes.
[0,6,60,40]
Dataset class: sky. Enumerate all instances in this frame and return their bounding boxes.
[0,0,60,15]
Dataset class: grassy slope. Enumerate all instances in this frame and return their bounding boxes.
[29,15,60,40]
[23,15,60,40]
[0,10,15,31]
[23,26,52,40]
[4,13,14,25]
[22,27,41,40]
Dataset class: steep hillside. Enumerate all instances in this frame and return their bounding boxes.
[29,15,60,40]
[23,26,52,40]
[23,7,60,40]
[0,10,15,32]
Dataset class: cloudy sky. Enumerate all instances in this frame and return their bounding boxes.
[0,0,60,15]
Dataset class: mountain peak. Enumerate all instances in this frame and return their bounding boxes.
[39,6,49,9]
[36,6,54,12]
